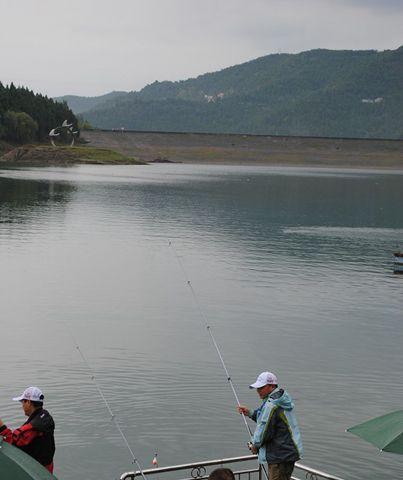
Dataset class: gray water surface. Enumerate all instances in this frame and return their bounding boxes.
[1,164,403,480]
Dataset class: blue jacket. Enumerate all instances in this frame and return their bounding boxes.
[249,388,303,464]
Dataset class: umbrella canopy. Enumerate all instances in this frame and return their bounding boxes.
[347,410,403,454]
[0,437,56,479]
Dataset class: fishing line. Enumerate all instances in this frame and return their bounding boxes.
[69,332,148,480]
[169,240,270,480]
[168,240,252,435]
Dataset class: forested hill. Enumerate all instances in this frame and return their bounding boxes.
[75,47,403,138]
[55,91,127,114]
[0,82,76,144]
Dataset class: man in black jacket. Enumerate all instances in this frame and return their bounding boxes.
[0,386,56,473]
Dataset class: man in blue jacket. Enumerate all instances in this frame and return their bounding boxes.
[238,371,303,480]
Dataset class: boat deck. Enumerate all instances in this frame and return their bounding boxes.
[120,454,344,480]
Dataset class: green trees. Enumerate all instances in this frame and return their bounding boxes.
[0,82,77,144]
[76,115,93,130]
[3,111,38,143]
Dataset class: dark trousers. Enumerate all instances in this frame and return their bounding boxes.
[268,462,295,480]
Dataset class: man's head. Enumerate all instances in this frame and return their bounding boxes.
[209,468,235,480]
[249,371,278,399]
[13,387,44,416]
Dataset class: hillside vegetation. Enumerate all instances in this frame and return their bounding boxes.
[55,91,127,114]
[0,82,77,144]
[71,47,403,139]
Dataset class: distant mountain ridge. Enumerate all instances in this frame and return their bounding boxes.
[55,91,127,114]
[58,47,403,138]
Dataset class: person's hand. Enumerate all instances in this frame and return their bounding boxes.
[0,419,3,427]
[237,405,250,416]
[247,442,258,454]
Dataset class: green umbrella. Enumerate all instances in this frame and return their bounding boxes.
[347,410,403,454]
[0,437,56,479]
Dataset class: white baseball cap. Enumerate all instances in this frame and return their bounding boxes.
[249,371,278,389]
[13,387,44,402]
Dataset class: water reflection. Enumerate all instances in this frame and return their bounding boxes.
[0,176,76,232]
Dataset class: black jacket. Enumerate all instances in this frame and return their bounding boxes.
[0,407,55,467]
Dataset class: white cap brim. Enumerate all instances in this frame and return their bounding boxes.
[12,395,25,401]
[249,381,267,389]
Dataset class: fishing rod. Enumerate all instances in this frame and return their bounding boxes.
[169,241,252,433]
[168,241,266,441]
[69,333,148,480]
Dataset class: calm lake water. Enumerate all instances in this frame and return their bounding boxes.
[1,164,403,480]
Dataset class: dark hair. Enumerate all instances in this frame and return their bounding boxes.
[31,400,44,408]
[209,469,235,480]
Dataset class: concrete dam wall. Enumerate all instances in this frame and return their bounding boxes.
[82,130,403,168]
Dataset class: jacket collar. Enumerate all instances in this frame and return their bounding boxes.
[25,407,44,425]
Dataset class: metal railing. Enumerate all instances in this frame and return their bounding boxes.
[120,454,345,480]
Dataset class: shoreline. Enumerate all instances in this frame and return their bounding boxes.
[0,144,146,166]
[82,130,403,170]
[1,132,402,170]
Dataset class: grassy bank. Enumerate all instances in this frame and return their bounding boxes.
[0,144,147,166]
[65,146,146,164]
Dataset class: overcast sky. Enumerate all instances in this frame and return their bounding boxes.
[1,0,402,97]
